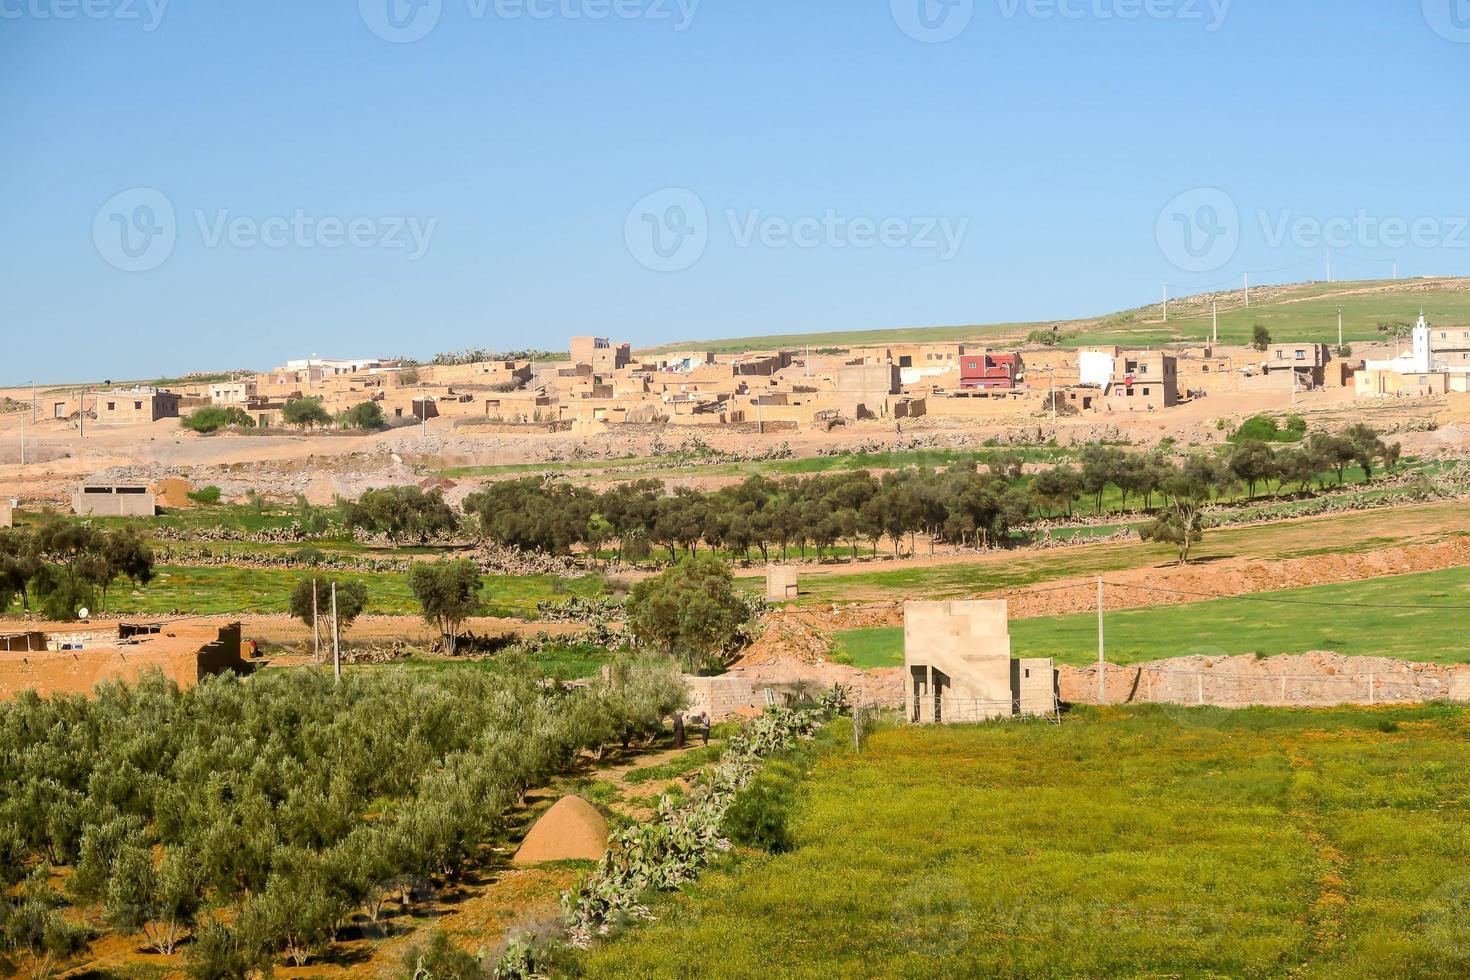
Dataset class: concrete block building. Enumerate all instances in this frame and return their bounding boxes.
[765,566,800,601]
[903,600,1057,723]
[0,620,245,700]
[73,482,156,517]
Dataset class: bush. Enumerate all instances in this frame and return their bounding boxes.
[723,759,801,853]
[1230,415,1306,444]
[187,485,222,505]
[182,407,255,434]
[346,401,385,431]
[397,931,484,979]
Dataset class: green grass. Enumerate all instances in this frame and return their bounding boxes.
[831,627,908,669]
[828,565,1470,669]
[1012,566,1470,666]
[635,277,1470,354]
[580,704,1470,978]
[104,565,605,619]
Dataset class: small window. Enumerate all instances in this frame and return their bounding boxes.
[106,401,116,411]
[134,400,143,409]
[1295,351,1305,361]
[1275,350,1284,360]
[1142,387,1151,396]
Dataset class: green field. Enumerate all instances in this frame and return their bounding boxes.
[637,278,1470,354]
[829,565,1470,668]
[103,564,605,619]
[580,705,1470,978]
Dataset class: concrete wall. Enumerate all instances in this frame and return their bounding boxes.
[684,674,772,722]
[0,500,11,528]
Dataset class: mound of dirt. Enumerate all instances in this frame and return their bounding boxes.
[153,476,195,509]
[511,795,608,866]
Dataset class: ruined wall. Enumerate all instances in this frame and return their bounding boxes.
[684,675,768,722]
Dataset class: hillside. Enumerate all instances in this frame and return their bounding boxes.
[640,276,1470,354]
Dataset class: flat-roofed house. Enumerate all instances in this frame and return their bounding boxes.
[73,482,156,518]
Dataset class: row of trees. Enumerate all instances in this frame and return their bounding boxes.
[340,428,1399,564]
[0,521,154,620]
[181,397,385,434]
[0,659,688,975]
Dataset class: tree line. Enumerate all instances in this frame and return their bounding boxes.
[341,427,1400,565]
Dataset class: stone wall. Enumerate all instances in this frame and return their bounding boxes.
[1060,652,1470,709]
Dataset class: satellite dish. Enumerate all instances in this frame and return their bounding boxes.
[78,608,90,620]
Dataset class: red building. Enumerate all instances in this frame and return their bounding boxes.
[960,351,1023,390]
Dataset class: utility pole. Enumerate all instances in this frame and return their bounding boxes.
[312,580,320,664]
[331,582,341,683]
[1096,577,1106,706]
[19,413,25,466]
[1337,305,1343,351]
[78,387,85,439]
[30,380,35,425]
[1049,367,1057,421]
[1244,272,1250,307]
[1393,260,1398,281]
[1326,249,1332,282]
[1163,284,1168,323]
[1212,302,1219,346]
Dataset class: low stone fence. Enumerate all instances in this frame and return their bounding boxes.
[1060,652,1470,709]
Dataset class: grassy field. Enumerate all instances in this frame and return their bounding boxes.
[763,497,1469,607]
[104,565,605,618]
[580,705,1470,978]
[636,278,1470,354]
[829,565,1470,668]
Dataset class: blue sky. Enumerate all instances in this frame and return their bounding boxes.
[2,0,1468,382]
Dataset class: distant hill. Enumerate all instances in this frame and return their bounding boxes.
[640,277,1470,354]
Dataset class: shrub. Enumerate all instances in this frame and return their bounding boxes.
[182,407,255,434]
[723,759,800,853]
[346,401,385,431]
[187,485,222,505]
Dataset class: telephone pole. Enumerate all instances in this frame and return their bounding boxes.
[1212,302,1219,346]
[1244,272,1250,307]
[1163,284,1168,323]
[1337,305,1344,350]
[312,580,320,664]
[1096,577,1106,706]
[331,582,341,683]
[19,413,25,466]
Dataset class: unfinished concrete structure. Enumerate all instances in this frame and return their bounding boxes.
[903,600,1057,723]
[836,362,902,419]
[765,565,800,601]
[72,482,156,517]
[570,336,632,374]
[0,500,11,528]
[0,620,246,700]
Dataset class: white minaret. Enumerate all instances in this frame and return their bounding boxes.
[1410,312,1433,373]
